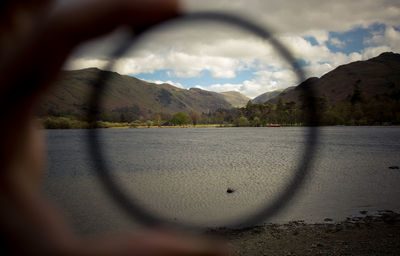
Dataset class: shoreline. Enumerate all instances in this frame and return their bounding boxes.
[43,124,400,130]
[207,210,400,255]
[40,116,400,129]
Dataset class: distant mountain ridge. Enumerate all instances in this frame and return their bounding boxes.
[40,68,249,120]
[220,91,250,107]
[267,52,400,104]
[252,86,295,103]
[41,52,400,123]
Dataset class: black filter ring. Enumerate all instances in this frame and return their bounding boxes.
[87,11,320,229]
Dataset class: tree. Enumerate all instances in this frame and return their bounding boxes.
[276,98,286,124]
[120,113,127,123]
[172,112,190,126]
[214,111,225,125]
[189,110,201,126]
[285,101,297,125]
[129,120,142,128]
[154,114,162,127]
[146,120,153,128]
[160,112,172,125]
[234,116,249,127]
[277,98,284,111]
[351,81,364,105]
[246,100,254,109]
[252,116,261,127]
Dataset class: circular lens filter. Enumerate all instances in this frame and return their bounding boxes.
[87,12,320,229]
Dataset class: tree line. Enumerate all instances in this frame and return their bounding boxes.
[42,84,400,128]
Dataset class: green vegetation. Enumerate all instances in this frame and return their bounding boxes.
[205,91,400,127]
[43,117,89,129]
[42,86,400,129]
[42,117,132,129]
[234,116,250,127]
[171,112,190,126]
[41,53,400,129]
[42,79,400,129]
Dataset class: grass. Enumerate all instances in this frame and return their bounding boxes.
[40,116,236,129]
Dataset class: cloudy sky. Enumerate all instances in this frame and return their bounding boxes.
[64,0,400,98]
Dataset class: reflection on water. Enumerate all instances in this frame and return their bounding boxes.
[43,127,400,234]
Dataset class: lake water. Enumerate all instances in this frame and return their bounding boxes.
[43,127,400,234]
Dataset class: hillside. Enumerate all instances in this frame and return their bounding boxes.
[40,52,400,126]
[252,86,295,103]
[269,52,400,104]
[220,91,250,107]
[40,68,233,121]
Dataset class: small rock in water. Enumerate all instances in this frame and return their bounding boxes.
[227,188,235,194]
[360,210,368,215]
[324,218,333,222]
[388,166,399,169]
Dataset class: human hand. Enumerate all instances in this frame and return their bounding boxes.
[0,1,230,255]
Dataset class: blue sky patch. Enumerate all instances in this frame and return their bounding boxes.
[303,36,319,46]
[297,58,311,67]
[327,23,386,54]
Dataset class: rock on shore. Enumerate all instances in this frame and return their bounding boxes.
[206,211,400,256]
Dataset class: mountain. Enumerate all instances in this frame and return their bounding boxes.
[40,68,233,120]
[41,52,400,125]
[268,52,400,104]
[219,91,250,107]
[252,86,295,103]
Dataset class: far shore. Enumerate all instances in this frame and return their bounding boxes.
[43,124,399,130]
[107,124,235,129]
[40,116,399,129]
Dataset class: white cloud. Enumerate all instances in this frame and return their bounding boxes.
[196,69,298,98]
[194,85,206,90]
[96,51,246,79]
[304,30,329,45]
[145,80,185,89]
[65,58,108,70]
[362,45,392,59]
[365,26,400,52]
[63,0,400,98]
[64,31,373,98]
[384,27,400,50]
[279,35,363,78]
[330,37,345,48]
[361,26,400,59]
[182,0,400,34]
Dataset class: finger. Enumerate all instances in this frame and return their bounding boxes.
[50,0,181,46]
[0,0,180,168]
[0,0,180,116]
[78,229,231,256]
